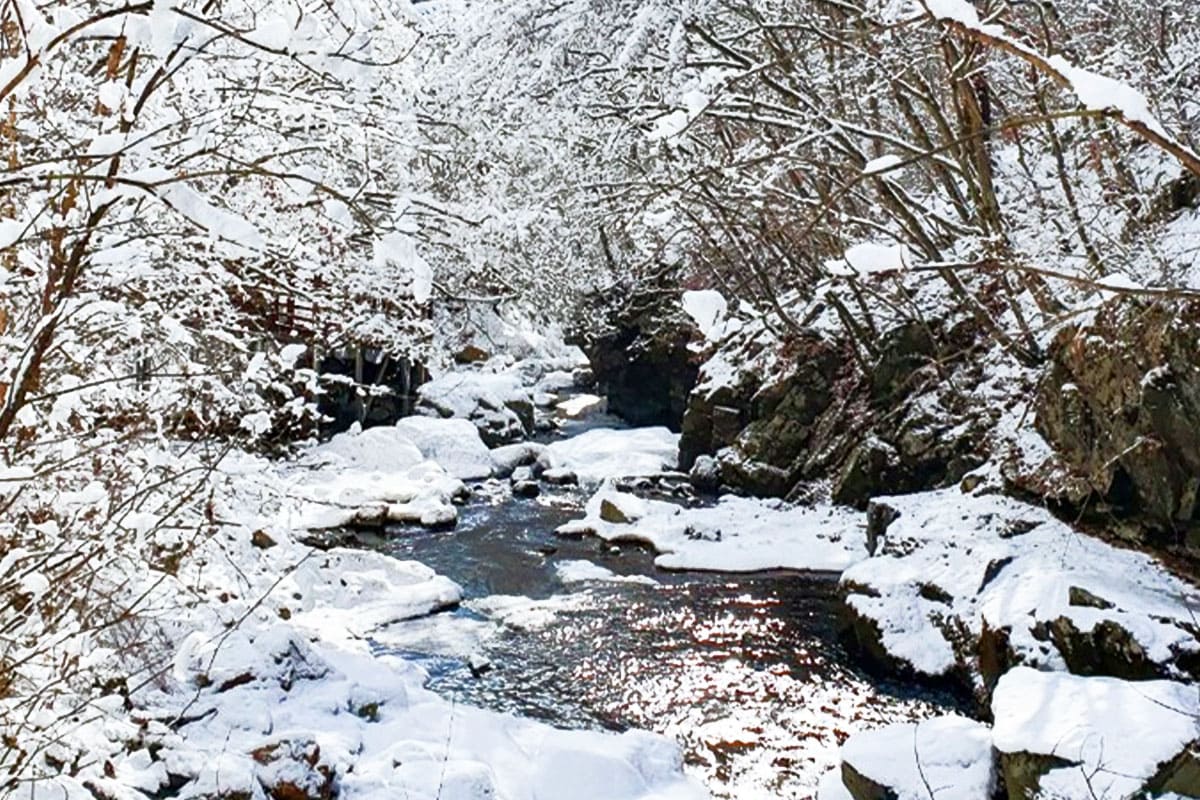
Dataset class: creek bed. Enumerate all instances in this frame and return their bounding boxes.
[341,483,964,798]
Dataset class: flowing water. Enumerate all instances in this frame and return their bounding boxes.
[345,478,964,799]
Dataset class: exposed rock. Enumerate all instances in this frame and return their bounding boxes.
[575,286,701,430]
[251,529,277,550]
[997,752,1077,800]
[688,455,721,494]
[1033,297,1200,559]
[680,317,985,502]
[864,500,899,556]
[599,498,632,523]
[1146,741,1200,797]
[454,344,490,364]
[542,468,578,486]
[1037,616,1161,680]
[512,479,540,498]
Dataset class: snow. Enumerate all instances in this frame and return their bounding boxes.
[840,488,1200,679]
[280,426,466,529]
[839,715,995,800]
[559,486,867,572]
[417,366,534,444]
[815,769,854,800]
[556,559,658,586]
[834,241,909,275]
[156,622,708,800]
[394,416,495,480]
[374,232,434,303]
[557,393,605,418]
[542,428,680,486]
[992,667,1200,799]
[681,290,728,340]
[863,153,904,174]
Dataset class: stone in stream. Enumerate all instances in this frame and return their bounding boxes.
[829,715,995,800]
[512,480,540,498]
[490,442,547,478]
[541,467,578,486]
[688,454,721,494]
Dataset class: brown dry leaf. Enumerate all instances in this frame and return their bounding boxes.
[105,36,127,80]
[60,179,79,216]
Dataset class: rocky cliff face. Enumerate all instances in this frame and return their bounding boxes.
[574,289,700,430]
[680,317,989,505]
[1028,297,1200,560]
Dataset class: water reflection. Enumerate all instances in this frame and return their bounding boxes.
[367,489,960,798]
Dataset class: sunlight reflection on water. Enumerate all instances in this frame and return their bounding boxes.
[368,489,961,798]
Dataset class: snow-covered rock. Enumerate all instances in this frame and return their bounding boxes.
[840,488,1200,683]
[283,549,463,639]
[559,486,866,572]
[417,367,534,446]
[835,715,995,800]
[395,416,494,480]
[490,441,548,477]
[158,627,707,800]
[542,427,679,486]
[288,427,466,529]
[556,393,606,419]
[992,667,1200,799]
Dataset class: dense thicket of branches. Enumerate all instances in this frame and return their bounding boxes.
[2,0,1199,791]
[416,0,1200,353]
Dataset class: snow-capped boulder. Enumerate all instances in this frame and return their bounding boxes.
[416,369,534,446]
[992,667,1200,799]
[395,417,494,481]
[289,427,466,529]
[836,715,995,800]
[839,488,1200,688]
[542,427,679,486]
[490,441,547,477]
[558,486,865,572]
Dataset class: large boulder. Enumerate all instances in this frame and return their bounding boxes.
[992,667,1200,800]
[574,287,700,430]
[1033,297,1200,559]
[838,489,1200,702]
[679,316,987,502]
[836,715,996,800]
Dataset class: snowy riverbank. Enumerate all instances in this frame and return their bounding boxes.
[15,351,1199,800]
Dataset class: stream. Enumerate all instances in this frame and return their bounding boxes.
[337,464,965,799]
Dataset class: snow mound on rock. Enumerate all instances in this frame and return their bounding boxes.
[543,427,679,486]
[838,715,995,800]
[286,426,466,529]
[395,416,494,480]
[417,368,533,446]
[840,488,1200,678]
[560,487,866,572]
[992,667,1200,800]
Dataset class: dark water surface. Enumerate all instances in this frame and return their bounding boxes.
[354,485,961,798]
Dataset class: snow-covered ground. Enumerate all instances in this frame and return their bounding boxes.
[46,434,712,800]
